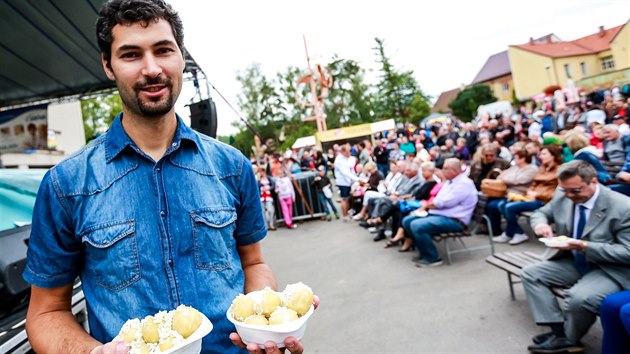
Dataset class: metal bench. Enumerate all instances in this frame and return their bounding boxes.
[486,251,567,300]
[432,193,495,265]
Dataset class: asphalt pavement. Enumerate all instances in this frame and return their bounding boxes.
[260,215,603,354]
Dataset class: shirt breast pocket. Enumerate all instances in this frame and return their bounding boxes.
[81,220,140,291]
[191,208,237,271]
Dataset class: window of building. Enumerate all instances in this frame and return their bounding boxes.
[601,56,615,71]
[580,62,587,76]
[564,64,572,78]
[502,83,509,93]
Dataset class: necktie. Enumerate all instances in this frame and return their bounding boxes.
[574,205,589,274]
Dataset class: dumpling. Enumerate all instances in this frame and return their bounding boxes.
[268,306,298,325]
[282,282,313,316]
[244,314,269,326]
[141,316,160,344]
[231,294,255,321]
[172,305,202,338]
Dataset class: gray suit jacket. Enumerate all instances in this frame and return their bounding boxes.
[530,186,630,289]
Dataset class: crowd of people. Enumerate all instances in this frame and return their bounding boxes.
[251,90,630,353]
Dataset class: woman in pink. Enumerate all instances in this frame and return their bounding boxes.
[275,169,297,229]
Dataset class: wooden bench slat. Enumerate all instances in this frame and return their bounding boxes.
[487,251,568,300]
[494,253,539,268]
[485,256,522,276]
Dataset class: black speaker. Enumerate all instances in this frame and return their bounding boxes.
[190,99,218,138]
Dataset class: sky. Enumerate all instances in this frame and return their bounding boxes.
[168,0,629,136]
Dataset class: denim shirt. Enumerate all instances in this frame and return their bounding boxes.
[23,114,265,354]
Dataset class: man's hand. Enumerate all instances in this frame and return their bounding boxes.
[534,224,553,238]
[89,342,128,354]
[552,239,584,251]
[229,296,319,354]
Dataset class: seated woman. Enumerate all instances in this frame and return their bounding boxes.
[384,162,441,251]
[493,145,563,245]
[485,150,538,235]
[352,162,383,220]
[564,130,612,184]
[600,290,630,354]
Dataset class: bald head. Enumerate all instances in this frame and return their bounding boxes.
[442,158,462,181]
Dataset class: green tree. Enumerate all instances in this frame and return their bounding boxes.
[326,56,374,128]
[372,38,431,123]
[81,93,122,142]
[448,84,497,122]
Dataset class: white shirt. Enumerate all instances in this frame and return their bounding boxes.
[572,184,600,239]
[586,109,606,126]
[528,122,542,140]
[617,123,630,136]
[333,154,358,187]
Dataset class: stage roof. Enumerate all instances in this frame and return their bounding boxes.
[0,0,202,108]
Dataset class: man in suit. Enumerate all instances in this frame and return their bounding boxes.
[522,160,630,353]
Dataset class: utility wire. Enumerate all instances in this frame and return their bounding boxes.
[206,80,262,140]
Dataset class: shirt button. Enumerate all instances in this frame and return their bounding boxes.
[172,142,177,147]
[160,211,166,217]
[168,259,174,267]
[156,167,161,172]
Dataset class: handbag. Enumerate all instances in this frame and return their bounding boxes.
[322,185,333,199]
[481,179,507,198]
[399,200,422,213]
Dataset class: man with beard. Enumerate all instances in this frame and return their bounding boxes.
[22,1,315,354]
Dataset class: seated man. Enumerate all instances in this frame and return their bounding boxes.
[366,162,422,226]
[401,158,478,267]
[609,148,630,196]
[469,143,511,190]
[522,160,630,353]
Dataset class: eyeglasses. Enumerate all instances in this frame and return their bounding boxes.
[558,186,584,194]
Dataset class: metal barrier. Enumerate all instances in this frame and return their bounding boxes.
[273,172,327,224]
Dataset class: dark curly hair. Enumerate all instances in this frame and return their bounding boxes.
[96,0,185,68]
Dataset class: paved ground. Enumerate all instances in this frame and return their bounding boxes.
[260,216,603,354]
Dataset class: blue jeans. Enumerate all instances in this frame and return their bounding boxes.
[498,200,544,237]
[485,197,506,234]
[601,290,630,354]
[377,163,389,179]
[318,192,337,215]
[610,184,630,197]
[402,214,463,262]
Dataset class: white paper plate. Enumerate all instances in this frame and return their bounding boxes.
[539,237,570,248]
[227,304,314,349]
[161,313,213,354]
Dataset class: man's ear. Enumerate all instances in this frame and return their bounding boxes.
[101,54,116,81]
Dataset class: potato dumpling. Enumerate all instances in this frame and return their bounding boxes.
[172,305,202,339]
[244,314,269,326]
[141,316,160,343]
[251,287,282,317]
[232,294,255,321]
[268,306,298,325]
[158,336,177,352]
[117,318,141,343]
[283,282,313,316]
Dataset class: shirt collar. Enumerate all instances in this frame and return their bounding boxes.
[105,113,199,163]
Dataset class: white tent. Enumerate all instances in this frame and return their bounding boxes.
[292,136,316,149]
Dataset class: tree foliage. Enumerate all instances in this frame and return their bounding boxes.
[81,93,122,142]
[448,84,497,121]
[229,38,433,156]
[372,38,431,124]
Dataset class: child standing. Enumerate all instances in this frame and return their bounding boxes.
[313,165,339,221]
[275,169,297,229]
[258,169,276,231]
